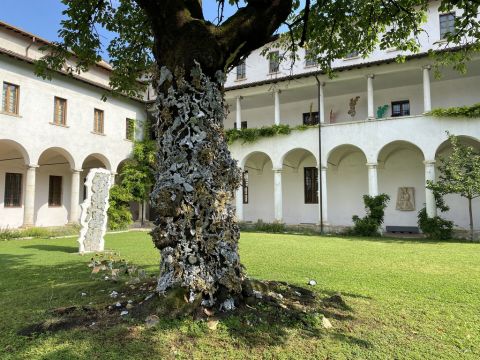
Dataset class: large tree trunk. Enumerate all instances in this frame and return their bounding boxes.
[136,0,294,310]
[150,63,244,309]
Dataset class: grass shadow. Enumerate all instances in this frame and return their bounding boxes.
[21,244,79,253]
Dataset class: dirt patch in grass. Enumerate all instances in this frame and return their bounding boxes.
[18,277,354,340]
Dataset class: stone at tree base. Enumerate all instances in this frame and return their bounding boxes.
[78,168,112,253]
[145,315,160,328]
[322,317,333,329]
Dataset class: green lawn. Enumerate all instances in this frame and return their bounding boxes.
[1,232,479,359]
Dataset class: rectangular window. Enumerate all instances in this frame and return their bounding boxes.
[54,97,67,125]
[4,173,22,207]
[126,118,135,141]
[304,167,318,204]
[48,175,62,207]
[94,109,104,134]
[391,100,410,117]
[305,49,317,67]
[233,121,247,130]
[93,109,104,134]
[2,82,19,114]
[268,51,280,73]
[440,13,455,39]
[303,111,319,125]
[242,171,249,204]
[236,61,246,80]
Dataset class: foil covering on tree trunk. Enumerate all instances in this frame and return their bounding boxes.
[150,63,244,308]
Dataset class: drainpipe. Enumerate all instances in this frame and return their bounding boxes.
[315,75,324,234]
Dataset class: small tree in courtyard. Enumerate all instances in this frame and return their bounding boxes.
[427,134,480,240]
[352,194,390,237]
[119,139,156,225]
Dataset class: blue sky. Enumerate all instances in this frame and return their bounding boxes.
[1,0,243,49]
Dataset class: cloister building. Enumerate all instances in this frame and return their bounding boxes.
[1,0,479,234]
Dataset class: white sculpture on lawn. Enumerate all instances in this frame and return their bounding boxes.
[78,168,112,253]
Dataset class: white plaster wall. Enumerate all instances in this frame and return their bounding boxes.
[378,148,426,227]
[226,74,480,129]
[0,27,113,88]
[327,152,368,226]
[243,160,274,223]
[0,54,147,228]
[282,156,318,224]
[34,163,71,227]
[431,76,480,109]
[225,1,469,88]
[0,159,26,228]
[0,56,146,169]
[230,114,480,228]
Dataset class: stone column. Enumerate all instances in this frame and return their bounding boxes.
[23,165,38,227]
[274,90,281,125]
[320,166,328,224]
[69,169,82,224]
[367,163,379,196]
[142,200,148,222]
[424,160,437,217]
[236,96,242,129]
[235,187,244,222]
[319,82,326,124]
[422,65,432,113]
[273,168,283,222]
[367,74,375,119]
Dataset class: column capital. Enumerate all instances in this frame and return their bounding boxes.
[422,64,432,71]
[72,168,83,174]
[366,73,375,79]
[27,164,39,169]
[319,165,328,171]
[272,168,283,173]
[366,162,378,169]
[423,160,436,166]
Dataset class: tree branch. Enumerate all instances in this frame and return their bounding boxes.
[216,0,293,70]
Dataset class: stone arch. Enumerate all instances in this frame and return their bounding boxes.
[326,143,368,226]
[240,151,273,173]
[37,147,76,169]
[377,140,425,163]
[377,140,425,164]
[281,148,319,225]
[280,148,318,170]
[434,135,480,230]
[326,144,367,167]
[241,151,274,223]
[81,153,112,171]
[35,147,76,227]
[0,140,32,228]
[435,135,480,158]
[376,140,425,228]
[0,139,31,165]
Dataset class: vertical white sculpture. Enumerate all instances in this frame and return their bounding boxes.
[78,168,112,253]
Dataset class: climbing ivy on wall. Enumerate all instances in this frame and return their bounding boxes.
[225,124,317,144]
[427,103,480,118]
